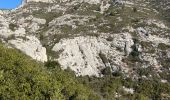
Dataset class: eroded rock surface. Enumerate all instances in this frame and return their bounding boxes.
[9,36,47,62]
[0,0,169,78]
[52,33,134,76]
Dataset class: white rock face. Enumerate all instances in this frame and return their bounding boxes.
[0,15,12,38]
[100,1,111,14]
[52,33,134,76]
[13,27,26,36]
[0,15,48,63]
[16,16,46,33]
[52,36,108,76]
[111,33,134,55]
[8,36,47,62]
[32,17,46,25]
[140,53,161,68]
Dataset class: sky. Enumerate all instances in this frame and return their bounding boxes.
[0,0,23,9]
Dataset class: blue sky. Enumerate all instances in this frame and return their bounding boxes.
[0,0,23,9]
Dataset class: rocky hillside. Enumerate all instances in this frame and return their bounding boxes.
[0,0,170,99]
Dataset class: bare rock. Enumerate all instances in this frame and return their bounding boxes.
[8,36,47,62]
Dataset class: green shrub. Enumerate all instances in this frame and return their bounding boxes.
[0,43,97,100]
[9,23,18,31]
[158,43,170,50]
[101,67,112,75]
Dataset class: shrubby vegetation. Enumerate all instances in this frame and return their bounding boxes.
[0,44,97,100]
[0,43,169,100]
[78,71,170,100]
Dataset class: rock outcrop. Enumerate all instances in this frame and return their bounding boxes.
[0,0,169,78]
[52,33,134,76]
[9,36,47,62]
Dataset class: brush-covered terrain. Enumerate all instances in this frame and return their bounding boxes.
[0,42,170,99]
[0,0,170,99]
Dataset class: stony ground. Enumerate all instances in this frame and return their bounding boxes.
[0,0,169,81]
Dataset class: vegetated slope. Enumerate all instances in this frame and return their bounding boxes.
[150,0,170,21]
[78,70,170,100]
[0,0,170,99]
[0,43,98,100]
[1,0,169,77]
[0,43,170,100]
